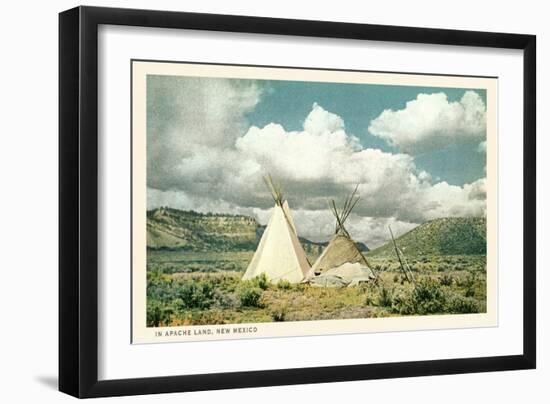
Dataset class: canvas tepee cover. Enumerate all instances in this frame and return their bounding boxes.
[307,233,375,279]
[242,200,310,283]
[305,186,376,281]
[309,262,375,287]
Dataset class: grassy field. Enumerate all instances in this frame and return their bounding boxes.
[147,251,486,326]
[146,250,486,327]
[147,250,253,273]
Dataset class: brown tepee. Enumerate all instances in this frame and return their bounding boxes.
[306,186,376,282]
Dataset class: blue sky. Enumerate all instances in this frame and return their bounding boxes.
[246,80,486,185]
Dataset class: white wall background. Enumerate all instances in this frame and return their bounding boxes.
[0,1,545,402]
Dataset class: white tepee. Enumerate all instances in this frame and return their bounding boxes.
[242,176,310,284]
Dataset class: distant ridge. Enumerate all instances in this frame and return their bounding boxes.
[147,207,258,251]
[367,217,486,257]
[146,207,363,254]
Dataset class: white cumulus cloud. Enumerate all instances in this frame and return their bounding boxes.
[368,91,486,153]
[147,76,263,190]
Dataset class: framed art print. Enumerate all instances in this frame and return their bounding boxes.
[59,6,536,398]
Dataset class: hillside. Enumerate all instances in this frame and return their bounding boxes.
[367,217,486,257]
[146,207,353,254]
[147,208,258,251]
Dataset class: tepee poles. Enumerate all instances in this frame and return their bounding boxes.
[389,225,415,284]
[328,184,360,237]
[264,174,283,207]
[264,174,297,236]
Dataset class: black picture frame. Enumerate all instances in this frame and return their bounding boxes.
[59,5,536,398]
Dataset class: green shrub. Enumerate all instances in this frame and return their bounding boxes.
[364,295,375,306]
[391,278,446,315]
[439,274,454,286]
[410,278,446,314]
[277,279,292,290]
[146,300,173,327]
[251,273,270,290]
[213,289,239,309]
[445,293,480,313]
[391,291,416,315]
[460,271,477,297]
[147,272,219,311]
[377,285,394,307]
[239,286,263,307]
[177,278,215,309]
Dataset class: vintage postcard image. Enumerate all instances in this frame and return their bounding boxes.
[131,61,497,343]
